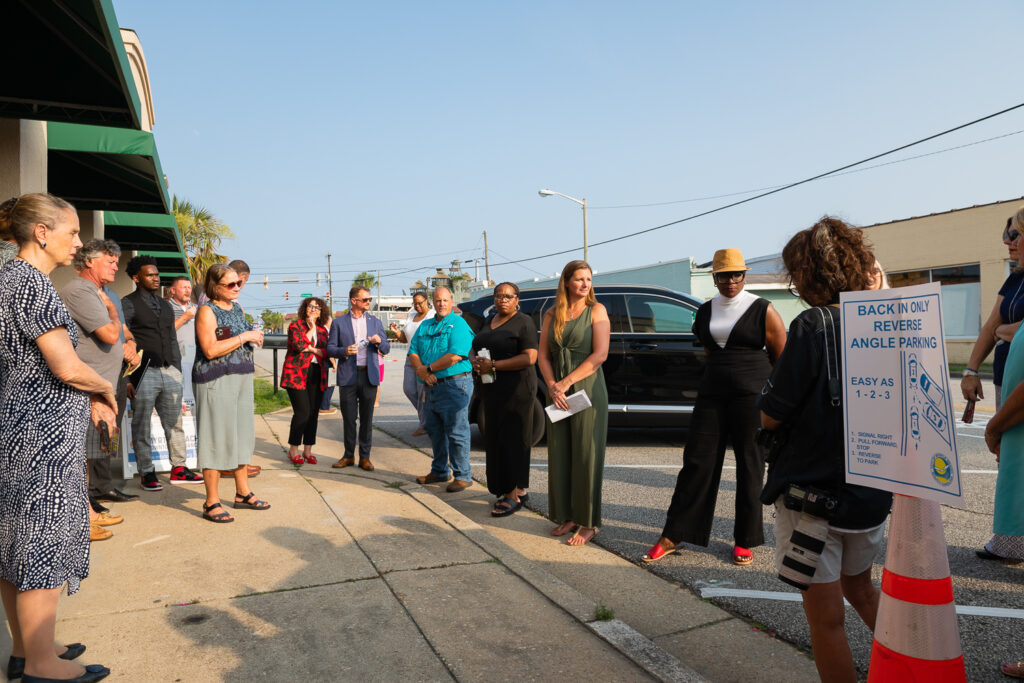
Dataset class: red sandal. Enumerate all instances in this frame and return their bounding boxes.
[289,453,303,465]
[642,542,679,563]
[304,454,317,464]
[733,546,753,565]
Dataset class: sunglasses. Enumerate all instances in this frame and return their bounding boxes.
[354,297,372,303]
[494,294,517,301]
[307,304,321,309]
[222,281,242,289]
[1005,228,1021,242]
[714,271,746,284]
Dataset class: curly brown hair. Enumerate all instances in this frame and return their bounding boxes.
[298,297,329,326]
[782,216,875,307]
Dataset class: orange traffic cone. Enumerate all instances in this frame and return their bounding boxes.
[868,494,965,682]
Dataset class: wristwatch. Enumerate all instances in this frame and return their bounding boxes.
[962,367,979,378]
[426,365,434,375]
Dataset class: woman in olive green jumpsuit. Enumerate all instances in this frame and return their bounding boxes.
[538,260,610,546]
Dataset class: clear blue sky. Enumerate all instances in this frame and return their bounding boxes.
[114,0,1024,313]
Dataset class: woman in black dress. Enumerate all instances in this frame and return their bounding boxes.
[643,248,786,565]
[470,282,539,517]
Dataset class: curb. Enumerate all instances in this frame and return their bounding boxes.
[403,483,706,682]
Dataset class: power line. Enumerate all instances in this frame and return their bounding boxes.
[589,128,1024,210]
[248,247,480,273]
[246,100,1024,289]
[472,100,1024,269]
[487,247,548,277]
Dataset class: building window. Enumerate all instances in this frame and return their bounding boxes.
[889,264,980,338]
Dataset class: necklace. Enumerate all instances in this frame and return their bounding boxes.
[566,301,586,320]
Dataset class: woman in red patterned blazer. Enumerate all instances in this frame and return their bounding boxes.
[281,297,330,464]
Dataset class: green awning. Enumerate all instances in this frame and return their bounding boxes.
[137,250,189,281]
[0,0,141,128]
[104,211,180,251]
[48,121,170,214]
[104,211,189,279]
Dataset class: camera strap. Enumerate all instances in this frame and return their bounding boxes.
[817,307,841,407]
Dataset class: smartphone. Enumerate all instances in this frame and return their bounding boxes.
[215,325,233,341]
[962,400,976,424]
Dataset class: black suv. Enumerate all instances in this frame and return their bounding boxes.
[459,284,707,443]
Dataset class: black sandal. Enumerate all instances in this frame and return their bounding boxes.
[202,502,234,523]
[234,492,271,510]
[491,497,523,517]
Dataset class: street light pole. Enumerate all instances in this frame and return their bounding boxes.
[538,189,588,263]
[581,197,588,263]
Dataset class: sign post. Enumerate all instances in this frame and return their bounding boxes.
[840,282,963,507]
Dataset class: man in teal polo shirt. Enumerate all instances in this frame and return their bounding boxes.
[409,287,475,492]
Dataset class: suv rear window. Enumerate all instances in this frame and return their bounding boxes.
[519,297,550,328]
[625,294,696,333]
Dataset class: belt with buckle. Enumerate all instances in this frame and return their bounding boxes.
[433,372,469,384]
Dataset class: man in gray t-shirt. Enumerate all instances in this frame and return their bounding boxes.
[60,239,141,534]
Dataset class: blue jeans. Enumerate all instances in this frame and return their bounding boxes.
[423,373,473,481]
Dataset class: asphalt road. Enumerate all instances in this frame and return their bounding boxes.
[257,346,1022,681]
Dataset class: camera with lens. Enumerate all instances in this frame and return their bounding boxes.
[778,484,839,591]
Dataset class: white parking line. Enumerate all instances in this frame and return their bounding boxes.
[698,586,1024,619]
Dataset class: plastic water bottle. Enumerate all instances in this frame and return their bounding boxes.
[252,318,264,333]
[479,348,495,384]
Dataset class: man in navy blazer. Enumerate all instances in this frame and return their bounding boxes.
[327,286,391,470]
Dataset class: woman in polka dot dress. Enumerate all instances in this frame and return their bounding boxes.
[0,194,116,682]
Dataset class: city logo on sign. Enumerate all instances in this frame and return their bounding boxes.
[930,453,953,486]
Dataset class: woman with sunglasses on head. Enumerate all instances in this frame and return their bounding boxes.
[470,283,539,517]
[962,214,1024,413]
[281,297,330,465]
[390,292,432,435]
[192,265,268,523]
[643,248,786,565]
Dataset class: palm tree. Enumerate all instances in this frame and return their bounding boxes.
[352,271,378,290]
[173,195,234,284]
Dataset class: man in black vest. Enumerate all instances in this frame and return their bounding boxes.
[122,256,203,491]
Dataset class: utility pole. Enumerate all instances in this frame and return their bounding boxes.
[376,268,381,313]
[483,230,491,284]
[326,252,334,313]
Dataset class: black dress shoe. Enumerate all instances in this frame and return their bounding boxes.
[977,548,1006,560]
[93,489,139,503]
[22,664,109,683]
[88,497,109,514]
[60,644,85,661]
[8,645,86,679]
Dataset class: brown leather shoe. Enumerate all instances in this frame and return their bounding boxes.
[89,524,112,541]
[446,479,472,493]
[92,511,123,527]
[416,472,452,485]
[333,457,355,469]
[358,459,375,471]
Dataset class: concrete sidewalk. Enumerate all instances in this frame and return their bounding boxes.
[26,410,818,682]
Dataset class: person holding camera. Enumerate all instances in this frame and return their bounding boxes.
[642,248,786,565]
[757,217,892,683]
